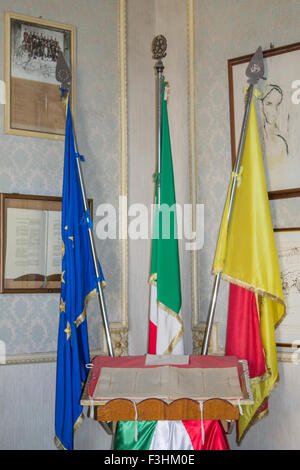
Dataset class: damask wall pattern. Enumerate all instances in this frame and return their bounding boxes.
[0,0,120,356]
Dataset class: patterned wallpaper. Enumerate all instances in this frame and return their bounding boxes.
[0,0,120,355]
[195,0,300,349]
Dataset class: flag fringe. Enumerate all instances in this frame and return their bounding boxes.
[156,301,184,354]
[54,412,85,450]
[149,273,157,286]
[54,435,66,450]
[237,373,280,445]
[218,275,284,445]
[149,272,184,354]
[250,369,271,385]
[214,271,286,327]
[75,288,98,327]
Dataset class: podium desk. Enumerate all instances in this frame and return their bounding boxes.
[81,355,253,423]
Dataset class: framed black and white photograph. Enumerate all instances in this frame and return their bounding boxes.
[4,12,76,140]
[228,42,300,200]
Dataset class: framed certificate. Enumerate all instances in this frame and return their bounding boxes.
[0,193,92,293]
[274,228,300,360]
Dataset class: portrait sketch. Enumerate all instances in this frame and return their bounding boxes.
[229,44,300,196]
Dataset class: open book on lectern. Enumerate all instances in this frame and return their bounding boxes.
[92,365,244,402]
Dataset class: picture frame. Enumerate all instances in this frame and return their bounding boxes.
[4,11,76,140]
[274,228,300,359]
[0,193,92,294]
[228,42,300,200]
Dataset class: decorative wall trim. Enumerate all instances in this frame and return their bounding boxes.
[187,0,205,351]
[187,0,199,328]
[2,349,104,366]
[98,0,129,358]
[117,0,129,353]
[192,322,219,355]
[104,326,129,357]
[3,352,57,366]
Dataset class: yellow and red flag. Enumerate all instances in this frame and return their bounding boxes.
[213,95,285,443]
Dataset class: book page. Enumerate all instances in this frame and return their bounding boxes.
[92,366,243,402]
[145,354,190,365]
[5,208,46,278]
[92,367,170,400]
[169,367,243,400]
[45,211,62,276]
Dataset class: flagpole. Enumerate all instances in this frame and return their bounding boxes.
[152,35,167,202]
[59,91,114,358]
[201,86,254,356]
[73,135,114,358]
[201,47,264,355]
[70,116,115,435]
[56,52,114,357]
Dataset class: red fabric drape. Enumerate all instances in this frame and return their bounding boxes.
[225,283,269,439]
[182,420,230,450]
[226,283,266,379]
[148,320,157,354]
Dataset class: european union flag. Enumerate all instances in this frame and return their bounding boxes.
[55,99,104,450]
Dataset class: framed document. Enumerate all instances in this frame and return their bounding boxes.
[274,228,300,351]
[0,193,92,293]
[4,11,76,140]
[228,42,300,200]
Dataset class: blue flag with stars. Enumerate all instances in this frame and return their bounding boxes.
[55,99,105,450]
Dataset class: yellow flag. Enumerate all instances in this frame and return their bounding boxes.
[213,96,285,442]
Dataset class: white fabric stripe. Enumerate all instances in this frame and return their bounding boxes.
[149,284,184,355]
[149,421,193,450]
[148,287,187,451]
[156,306,184,354]
[149,284,158,326]
[199,401,205,446]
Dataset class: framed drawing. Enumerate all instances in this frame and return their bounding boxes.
[4,11,76,140]
[274,228,300,358]
[0,193,92,294]
[228,42,300,200]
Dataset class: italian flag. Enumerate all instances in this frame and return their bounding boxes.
[148,79,184,355]
[114,419,229,450]
[114,81,229,450]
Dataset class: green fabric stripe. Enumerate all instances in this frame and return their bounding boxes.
[150,80,181,314]
[114,421,157,450]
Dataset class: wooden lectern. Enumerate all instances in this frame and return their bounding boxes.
[81,355,253,427]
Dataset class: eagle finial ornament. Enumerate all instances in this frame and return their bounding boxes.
[152,35,167,60]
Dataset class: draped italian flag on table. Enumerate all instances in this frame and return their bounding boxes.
[114,80,229,451]
[213,94,285,444]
